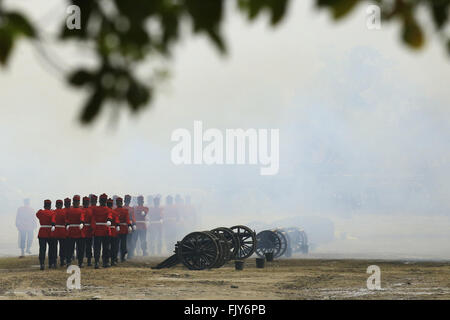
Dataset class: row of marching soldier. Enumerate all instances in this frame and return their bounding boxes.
[35,193,197,269]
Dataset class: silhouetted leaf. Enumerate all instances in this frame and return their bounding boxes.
[429,0,449,29]
[80,88,105,124]
[69,69,95,87]
[6,12,36,38]
[0,29,13,65]
[126,80,151,111]
[268,0,289,25]
[317,0,359,19]
[402,16,424,49]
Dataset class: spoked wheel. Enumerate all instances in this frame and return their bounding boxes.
[255,230,281,258]
[211,227,241,259]
[207,231,230,268]
[177,231,220,270]
[284,227,308,254]
[273,229,288,258]
[230,225,256,259]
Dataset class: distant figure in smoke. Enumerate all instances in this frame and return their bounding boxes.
[15,198,36,256]
[174,194,185,237]
[148,196,163,256]
[124,195,136,258]
[163,195,180,254]
[132,195,149,256]
[184,195,198,232]
[146,195,154,250]
[36,199,56,270]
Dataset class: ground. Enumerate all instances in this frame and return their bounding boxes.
[0,256,449,300]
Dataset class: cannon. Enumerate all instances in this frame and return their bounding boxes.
[153,225,256,270]
[255,227,308,258]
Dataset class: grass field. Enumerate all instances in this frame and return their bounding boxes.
[0,256,449,300]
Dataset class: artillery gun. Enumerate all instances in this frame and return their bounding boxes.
[153,225,256,270]
[255,227,308,259]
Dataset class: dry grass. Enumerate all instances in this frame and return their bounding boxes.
[0,256,449,300]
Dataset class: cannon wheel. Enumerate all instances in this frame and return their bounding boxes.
[177,231,220,270]
[285,227,308,255]
[255,230,282,258]
[208,231,231,268]
[273,229,288,258]
[211,227,241,259]
[230,225,256,259]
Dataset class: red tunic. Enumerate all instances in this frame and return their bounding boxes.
[65,207,85,239]
[116,207,131,235]
[109,209,120,237]
[134,205,149,230]
[51,208,67,238]
[36,209,54,238]
[124,205,136,225]
[83,207,93,238]
[91,206,113,237]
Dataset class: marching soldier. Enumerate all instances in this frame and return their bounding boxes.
[36,199,56,270]
[65,195,86,267]
[115,197,132,261]
[148,196,163,256]
[174,194,186,237]
[63,197,75,261]
[163,195,180,254]
[82,196,94,266]
[15,198,36,256]
[146,195,154,249]
[184,195,198,231]
[133,195,149,256]
[91,193,113,268]
[124,195,136,258]
[51,199,67,267]
[107,198,120,265]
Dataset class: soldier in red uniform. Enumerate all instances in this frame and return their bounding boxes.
[51,199,67,267]
[133,195,149,256]
[63,197,74,261]
[124,195,136,258]
[36,199,56,270]
[148,196,163,256]
[107,198,120,266]
[82,196,94,266]
[65,195,86,267]
[115,197,132,262]
[163,195,180,253]
[91,193,113,269]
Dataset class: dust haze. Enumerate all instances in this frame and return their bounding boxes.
[0,0,449,259]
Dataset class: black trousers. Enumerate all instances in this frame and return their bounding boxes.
[38,237,57,266]
[110,236,119,262]
[119,234,128,259]
[94,236,110,264]
[53,238,66,263]
[85,237,93,260]
[66,238,85,265]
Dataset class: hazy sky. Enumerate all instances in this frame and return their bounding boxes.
[0,1,449,256]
